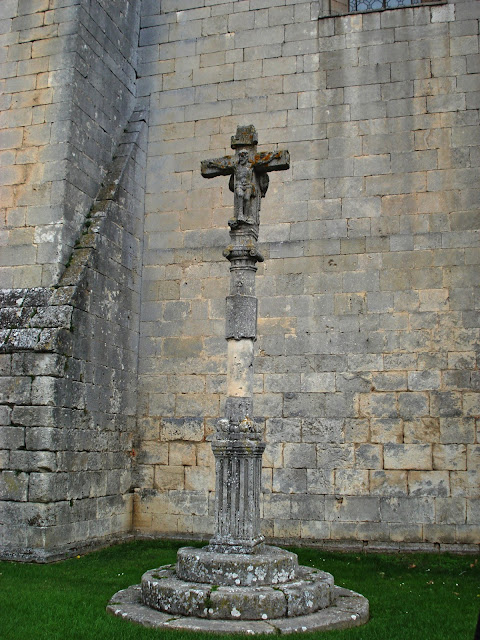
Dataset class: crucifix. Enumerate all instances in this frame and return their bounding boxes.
[201,125,290,229]
[201,125,290,553]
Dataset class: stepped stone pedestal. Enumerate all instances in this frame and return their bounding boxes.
[108,565,368,634]
[107,126,369,633]
[108,542,369,633]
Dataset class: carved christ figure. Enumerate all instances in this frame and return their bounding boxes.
[201,127,290,228]
[232,149,256,225]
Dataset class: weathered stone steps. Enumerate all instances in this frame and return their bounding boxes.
[176,545,298,586]
[108,584,369,634]
[141,564,334,621]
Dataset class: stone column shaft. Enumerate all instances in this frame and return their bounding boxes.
[208,224,265,554]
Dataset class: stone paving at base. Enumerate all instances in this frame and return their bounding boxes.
[107,580,369,634]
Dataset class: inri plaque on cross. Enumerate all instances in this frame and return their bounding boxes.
[201,125,290,553]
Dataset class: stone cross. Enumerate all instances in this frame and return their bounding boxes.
[201,125,290,553]
[201,125,290,229]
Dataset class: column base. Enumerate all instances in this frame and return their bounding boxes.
[206,535,265,555]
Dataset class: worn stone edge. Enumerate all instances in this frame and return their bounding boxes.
[1,532,136,564]
[106,583,369,634]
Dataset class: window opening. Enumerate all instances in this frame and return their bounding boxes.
[350,0,422,11]
[325,0,444,16]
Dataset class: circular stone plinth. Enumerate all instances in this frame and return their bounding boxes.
[107,584,369,634]
[177,545,298,586]
[141,565,334,620]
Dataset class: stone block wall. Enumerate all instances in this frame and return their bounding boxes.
[0,0,140,288]
[136,0,480,550]
[0,111,147,561]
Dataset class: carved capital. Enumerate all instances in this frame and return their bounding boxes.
[223,245,264,265]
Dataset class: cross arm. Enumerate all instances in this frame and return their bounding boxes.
[201,155,235,178]
[253,150,290,173]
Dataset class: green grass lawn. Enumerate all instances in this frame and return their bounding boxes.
[1,539,479,639]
